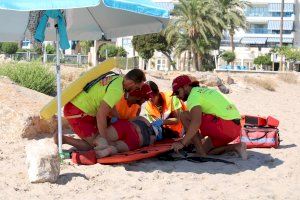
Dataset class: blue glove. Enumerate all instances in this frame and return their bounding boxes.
[110,117,118,123]
[151,119,163,127]
[151,119,164,141]
[153,126,163,141]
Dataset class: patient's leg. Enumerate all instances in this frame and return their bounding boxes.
[95,145,118,158]
[93,135,109,150]
[114,140,130,152]
[93,135,130,158]
[105,126,120,142]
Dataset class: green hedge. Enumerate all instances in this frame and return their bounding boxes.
[1,42,18,54]
[0,62,56,96]
[46,44,55,54]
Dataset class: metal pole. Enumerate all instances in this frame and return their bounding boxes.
[213,50,218,69]
[55,25,63,157]
[126,56,129,70]
[279,0,284,71]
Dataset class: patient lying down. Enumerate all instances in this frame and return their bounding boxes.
[93,116,158,158]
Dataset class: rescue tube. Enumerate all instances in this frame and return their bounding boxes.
[40,58,118,119]
[97,139,174,164]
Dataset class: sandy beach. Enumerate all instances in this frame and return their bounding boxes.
[0,70,299,200]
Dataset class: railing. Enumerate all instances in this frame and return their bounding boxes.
[11,52,88,66]
[117,57,139,70]
[245,10,271,17]
[12,52,40,61]
[245,10,294,17]
[247,28,271,34]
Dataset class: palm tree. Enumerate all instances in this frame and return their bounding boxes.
[219,0,248,52]
[165,0,224,71]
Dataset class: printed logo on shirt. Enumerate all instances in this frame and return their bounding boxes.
[226,104,235,110]
[99,76,114,86]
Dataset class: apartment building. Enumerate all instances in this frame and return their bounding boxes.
[116,0,299,71]
[220,0,299,70]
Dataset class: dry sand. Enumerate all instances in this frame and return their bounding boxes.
[0,70,300,200]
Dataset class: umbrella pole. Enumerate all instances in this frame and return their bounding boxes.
[55,25,63,158]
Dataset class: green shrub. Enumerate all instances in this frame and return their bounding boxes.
[34,44,43,55]
[99,44,118,59]
[117,57,138,70]
[79,41,93,54]
[46,44,55,54]
[98,44,127,60]
[117,47,127,57]
[1,42,18,54]
[254,54,272,66]
[17,48,27,52]
[221,51,236,64]
[0,42,2,52]
[0,62,56,96]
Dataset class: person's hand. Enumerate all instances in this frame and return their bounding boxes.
[172,141,185,153]
[151,118,163,127]
[53,132,65,145]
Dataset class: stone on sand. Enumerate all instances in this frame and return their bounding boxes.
[26,138,60,183]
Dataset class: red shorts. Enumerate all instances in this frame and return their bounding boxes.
[64,102,98,139]
[200,114,241,147]
[111,120,140,150]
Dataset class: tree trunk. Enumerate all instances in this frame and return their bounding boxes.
[18,41,22,49]
[161,52,176,70]
[193,51,200,71]
[133,47,138,67]
[198,54,203,71]
[187,51,192,71]
[230,29,235,52]
[144,59,148,70]
[182,51,187,71]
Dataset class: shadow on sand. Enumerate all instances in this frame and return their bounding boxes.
[56,173,88,185]
[278,143,297,149]
[122,150,284,175]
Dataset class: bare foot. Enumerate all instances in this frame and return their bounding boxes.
[95,146,117,158]
[93,135,109,150]
[235,143,247,160]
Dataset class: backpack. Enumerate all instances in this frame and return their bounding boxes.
[240,126,280,149]
[83,71,119,93]
[241,115,280,128]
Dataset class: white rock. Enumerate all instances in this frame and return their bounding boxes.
[26,138,60,183]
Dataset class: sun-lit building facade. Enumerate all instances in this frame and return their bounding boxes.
[116,0,300,71]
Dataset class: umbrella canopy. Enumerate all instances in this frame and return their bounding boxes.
[0,0,169,158]
[0,0,169,41]
[0,0,170,158]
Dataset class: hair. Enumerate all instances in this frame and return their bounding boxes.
[146,81,159,95]
[190,82,200,88]
[125,68,146,83]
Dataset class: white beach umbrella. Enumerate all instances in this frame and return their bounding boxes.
[0,0,170,158]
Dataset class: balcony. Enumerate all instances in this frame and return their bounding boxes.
[245,11,270,17]
[245,10,270,17]
[247,28,270,34]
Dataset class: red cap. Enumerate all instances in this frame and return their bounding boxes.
[172,75,199,95]
[129,83,154,100]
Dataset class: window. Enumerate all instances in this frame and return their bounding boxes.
[122,38,132,49]
[272,12,293,17]
[245,6,269,17]
[156,58,166,70]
